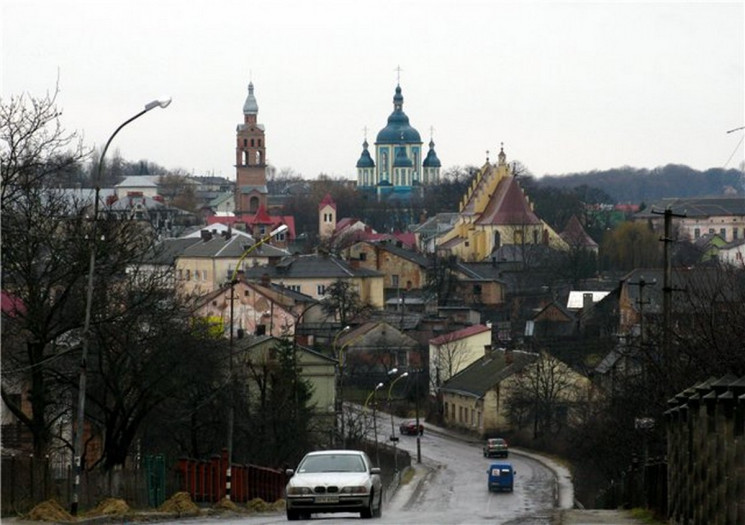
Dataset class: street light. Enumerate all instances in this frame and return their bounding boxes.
[387,371,408,475]
[413,369,422,464]
[364,382,385,466]
[71,98,171,516]
[332,326,350,446]
[225,223,288,500]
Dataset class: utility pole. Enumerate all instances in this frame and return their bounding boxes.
[651,207,685,369]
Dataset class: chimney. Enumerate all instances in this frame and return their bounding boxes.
[200,230,212,242]
[583,292,593,312]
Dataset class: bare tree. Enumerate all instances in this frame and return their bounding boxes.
[1,89,90,459]
[505,352,586,440]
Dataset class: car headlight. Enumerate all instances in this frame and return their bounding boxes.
[287,486,313,495]
[340,485,368,494]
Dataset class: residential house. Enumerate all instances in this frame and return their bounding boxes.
[409,212,458,254]
[634,195,745,243]
[440,349,591,437]
[175,228,290,296]
[196,280,322,340]
[452,261,507,311]
[719,238,745,267]
[239,253,386,308]
[115,175,159,199]
[337,321,420,385]
[429,324,492,395]
[237,336,337,425]
[527,300,576,339]
[344,240,432,294]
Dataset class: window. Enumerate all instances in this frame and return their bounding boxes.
[720,228,726,240]
[734,228,739,240]
[256,324,266,336]
[391,275,399,288]
[185,269,191,281]
[288,285,301,292]
[360,252,367,261]
[317,284,327,295]
[694,228,701,239]
[473,284,482,295]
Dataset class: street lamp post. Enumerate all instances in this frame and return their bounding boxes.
[387,371,408,475]
[225,223,288,501]
[364,382,384,466]
[413,369,422,464]
[332,326,350,446]
[70,98,170,516]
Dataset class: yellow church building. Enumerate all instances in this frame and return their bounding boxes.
[436,146,566,262]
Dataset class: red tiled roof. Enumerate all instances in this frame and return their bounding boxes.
[430,324,491,345]
[560,215,598,247]
[319,193,336,210]
[476,177,541,226]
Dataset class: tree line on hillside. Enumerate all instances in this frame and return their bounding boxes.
[536,164,744,203]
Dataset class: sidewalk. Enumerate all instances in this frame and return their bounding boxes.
[417,420,650,525]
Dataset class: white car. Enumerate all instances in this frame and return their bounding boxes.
[285,449,383,520]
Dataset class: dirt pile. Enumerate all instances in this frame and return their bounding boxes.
[86,498,130,516]
[26,499,75,522]
[158,491,200,516]
[213,496,242,512]
[246,497,273,512]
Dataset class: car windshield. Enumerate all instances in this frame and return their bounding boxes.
[489,439,505,445]
[298,454,366,473]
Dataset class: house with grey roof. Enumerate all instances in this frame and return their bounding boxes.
[239,253,386,308]
[176,230,290,296]
[440,349,591,437]
[634,195,745,243]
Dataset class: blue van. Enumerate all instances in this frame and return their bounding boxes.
[487,462,515,492]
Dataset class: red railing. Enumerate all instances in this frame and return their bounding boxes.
[176,450,286,503]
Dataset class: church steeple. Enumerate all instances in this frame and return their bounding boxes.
[235,81,267,214]
[243,82,259,124]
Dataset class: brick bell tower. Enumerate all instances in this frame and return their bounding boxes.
[235,82,268,215]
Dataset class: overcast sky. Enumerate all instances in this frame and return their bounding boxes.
[3,1,744,181]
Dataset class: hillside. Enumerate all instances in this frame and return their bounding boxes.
[535,164,743,204]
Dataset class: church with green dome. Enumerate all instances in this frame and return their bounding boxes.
[356,84,441,200]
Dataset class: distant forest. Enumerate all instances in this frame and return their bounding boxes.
[533,164,744,204]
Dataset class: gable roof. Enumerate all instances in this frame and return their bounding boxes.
[476,176,542,226]
[142,237,204,265]
[241,253,384,280]
[181,234,289,259]
[440,350,538,398]
[360,240,432,268]
[430,324,491,345]
[560,215,598,248]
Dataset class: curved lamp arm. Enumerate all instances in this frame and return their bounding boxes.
[230,223,288,283]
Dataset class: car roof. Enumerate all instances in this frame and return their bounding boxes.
[305,449,365,456]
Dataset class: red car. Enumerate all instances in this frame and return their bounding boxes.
[399,420,424,435]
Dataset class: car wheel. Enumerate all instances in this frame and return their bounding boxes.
[286,508,300,521]
[373,492,383,518]
[360,492,374,519]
